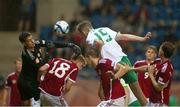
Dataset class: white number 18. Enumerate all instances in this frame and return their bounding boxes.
[49,60,70,78]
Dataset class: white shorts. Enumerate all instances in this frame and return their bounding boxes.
[147,101,167,107]
[40,91,68,106]
[97,96,125,107]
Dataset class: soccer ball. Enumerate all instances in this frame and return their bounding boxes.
[54,20,69,34]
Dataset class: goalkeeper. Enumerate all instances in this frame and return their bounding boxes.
[17,32,81,106]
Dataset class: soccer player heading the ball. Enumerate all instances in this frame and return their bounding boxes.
[77,20,152,106]
[17,32,81,106]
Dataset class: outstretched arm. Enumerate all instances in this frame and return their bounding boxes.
[45,41,82,56]
[115,32,152,42]
[107,63,128,79]
[130,65,149,72]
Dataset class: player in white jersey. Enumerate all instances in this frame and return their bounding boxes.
[77,20,152,106]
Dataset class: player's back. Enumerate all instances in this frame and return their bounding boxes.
[87,27,126,62]
[96,58,125,100]
[39,58,78,96]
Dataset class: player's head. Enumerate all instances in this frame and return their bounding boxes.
[159,41,175,58]
[19,32,35,49]
[76,20,93,37]
[14,57,22,73]
[145,45,157,61]
[71,54,87,70]
[0,74,5,90]
[85,45,100,67]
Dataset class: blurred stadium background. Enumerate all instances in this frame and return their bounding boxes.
[0,0,180,106]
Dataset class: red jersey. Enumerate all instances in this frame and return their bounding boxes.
[150,59,173,105]
[39,58,79,96]
[134,60,152,98]
[96,59,125,100]
[6,72,22,106]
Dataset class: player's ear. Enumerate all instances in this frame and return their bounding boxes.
[94,40,103,49]
[155,53,157,58]
[23,42,27,47]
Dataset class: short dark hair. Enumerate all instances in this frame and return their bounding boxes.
[71,54,86,65]
[146,45,157,54]
[19,32,31,43]
[76,20,93,33]
[161,41,175,58]
[85,45,100,58]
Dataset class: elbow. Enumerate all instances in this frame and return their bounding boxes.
[154,85,163,92]
[155,87,163,92]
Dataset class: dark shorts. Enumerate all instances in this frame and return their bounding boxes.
[118,56,137,84]
[17,74,40,101]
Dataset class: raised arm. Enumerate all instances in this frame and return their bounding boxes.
[115,32,152,42]
[130,65,149,72]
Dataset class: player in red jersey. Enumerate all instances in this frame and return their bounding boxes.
[0,74,8,105]
[85,47,129,106]
[38,54,86,106]
[147,41,176,106]
[134,45,157,99]
[6,58,23,106]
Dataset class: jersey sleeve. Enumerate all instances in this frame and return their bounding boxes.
[111,60,117,71]
[157,63,172,85]
[46,58,57,67]
[134,61,139,68]
[6,76,11,86]
[68,68,79,83]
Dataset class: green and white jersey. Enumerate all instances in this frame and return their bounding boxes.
[86,27,126,62]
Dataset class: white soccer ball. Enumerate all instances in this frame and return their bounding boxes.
[54,20,69,34]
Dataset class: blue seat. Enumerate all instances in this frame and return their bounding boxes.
[40,25,53,41]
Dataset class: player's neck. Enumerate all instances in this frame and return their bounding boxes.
[15,71,20,76]
[161,57,169,63]
[92,58,100,67]
[146,59,154,64]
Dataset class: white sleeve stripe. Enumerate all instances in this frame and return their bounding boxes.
[65,68,77,82]
[68,78,76,83]
[161,63,168,73]
[158,80,166,85]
